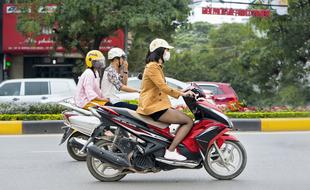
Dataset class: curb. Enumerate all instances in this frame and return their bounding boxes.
[22,120,64,134]
[0,121,23,135]
[0,118,310,135]
[0,120,63,135]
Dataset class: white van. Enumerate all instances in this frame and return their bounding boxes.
[0,78,76,103]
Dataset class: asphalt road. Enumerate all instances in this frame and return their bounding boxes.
[1,132,310,190]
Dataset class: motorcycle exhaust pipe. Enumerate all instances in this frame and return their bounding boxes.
[87,145,130,168]
[68,137,87,150]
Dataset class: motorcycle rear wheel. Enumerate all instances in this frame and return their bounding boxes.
[203,140,247,180]
[86,140,127,182]
[67,132,89,161]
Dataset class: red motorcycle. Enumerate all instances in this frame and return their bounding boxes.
[83,83,247,182]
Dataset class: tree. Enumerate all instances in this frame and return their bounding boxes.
[164,22,213,81]
[14,0,191,56]
[165,22,259,103]
[248,0,310,106]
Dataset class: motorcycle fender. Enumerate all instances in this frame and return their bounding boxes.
[207,128,230,149]
[216,134,239,148]
[59,127,75,145]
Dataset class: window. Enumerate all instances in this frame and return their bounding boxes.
[51,81,71,95]
[25,82,49,95]
[200,85,224,95]
[0,82,21,96]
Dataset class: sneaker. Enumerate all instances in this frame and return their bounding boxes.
[164,149,187,161]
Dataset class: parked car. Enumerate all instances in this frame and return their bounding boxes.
[0,78,76,103]
[191,82,238,106]
[116,77,189,108]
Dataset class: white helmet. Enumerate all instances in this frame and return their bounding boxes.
[108,47,126,60]
[149,38,174,53]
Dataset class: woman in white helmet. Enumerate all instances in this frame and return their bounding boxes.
[101,47,139,110]
[74,50,109,109]
[137,39,195,161]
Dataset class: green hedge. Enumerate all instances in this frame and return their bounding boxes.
[1,112,309,121]
[0,103,65,114]
[0,114,62,121]
[181,110,310,119]
[226,111,310,118]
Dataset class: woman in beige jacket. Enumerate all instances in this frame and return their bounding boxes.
[137,39,195,161]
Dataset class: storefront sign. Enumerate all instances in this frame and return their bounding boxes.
[2,4,124,54]
[202,7,271,17]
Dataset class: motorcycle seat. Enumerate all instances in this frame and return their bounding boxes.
[106,106,169,129]
[59,102,92,116]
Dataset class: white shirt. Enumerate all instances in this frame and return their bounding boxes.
[101,65,123,104]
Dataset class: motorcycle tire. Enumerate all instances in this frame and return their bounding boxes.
[86,140,127,182]
[66,132,89,161]
[203,140,247,180]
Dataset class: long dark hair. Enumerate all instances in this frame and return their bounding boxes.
[145,47,165,64]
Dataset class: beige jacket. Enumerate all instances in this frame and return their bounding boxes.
[137,62,182,115]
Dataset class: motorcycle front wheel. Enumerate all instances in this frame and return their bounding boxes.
[203,140,247,180]
[86,140,127,182]
[67,132,89,161]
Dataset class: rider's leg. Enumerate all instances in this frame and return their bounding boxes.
[157,109,193,160]
[158,109,193,150]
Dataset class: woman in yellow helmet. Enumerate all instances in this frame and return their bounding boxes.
[74,50,109,109]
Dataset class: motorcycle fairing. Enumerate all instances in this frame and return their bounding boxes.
[181,119,226,153]
[196,127,238,156]
[196,126,222,154]
[210,130,239,149]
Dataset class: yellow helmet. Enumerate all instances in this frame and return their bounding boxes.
[85,50,105,68]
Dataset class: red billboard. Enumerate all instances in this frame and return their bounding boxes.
[202,7,271,17]
[2,4,124,54]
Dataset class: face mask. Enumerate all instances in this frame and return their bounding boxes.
[163,51,170,61]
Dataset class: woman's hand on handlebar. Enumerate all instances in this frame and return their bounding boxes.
[182,90,196,98]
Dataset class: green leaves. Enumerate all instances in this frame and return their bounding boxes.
[165,7,310,106]
[226,111,310,118]
[15,0,190,63]
[0,114,62,121]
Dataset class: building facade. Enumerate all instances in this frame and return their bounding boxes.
[1,3,125,82]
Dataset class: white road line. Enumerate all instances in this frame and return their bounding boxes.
[31,150,66,153]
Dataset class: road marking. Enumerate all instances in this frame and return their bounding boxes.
[31,150,66,153]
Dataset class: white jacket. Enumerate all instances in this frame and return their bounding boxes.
[101,65,123,104]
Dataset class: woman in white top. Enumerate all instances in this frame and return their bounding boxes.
[101,47,139,110]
